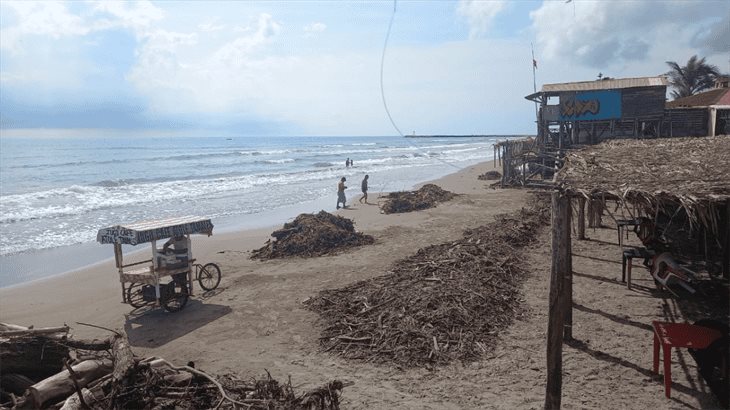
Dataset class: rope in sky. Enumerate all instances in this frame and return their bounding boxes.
[380,0,405,138]
[379,0,465,171]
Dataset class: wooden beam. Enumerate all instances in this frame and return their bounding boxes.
[564,197,573,341]
[724,200,730,280]
[545,192,570,410]
[577,197,586,240]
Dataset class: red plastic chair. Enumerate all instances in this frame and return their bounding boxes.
[652,321,722,398]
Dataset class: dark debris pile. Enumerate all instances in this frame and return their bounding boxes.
[0,327,349,410]
[379,184,456,214]
[477,171,502,180]
[251,211,374,259]
[306,196,550,367]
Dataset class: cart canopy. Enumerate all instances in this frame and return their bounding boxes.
[97,216,214,245]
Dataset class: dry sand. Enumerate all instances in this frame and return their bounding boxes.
[0,161,723,409]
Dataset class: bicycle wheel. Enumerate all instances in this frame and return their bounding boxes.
[198,263,221,291]
[126,283,148,309]
[162,279,189,312]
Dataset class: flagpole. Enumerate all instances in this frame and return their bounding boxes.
[531,43,538,125]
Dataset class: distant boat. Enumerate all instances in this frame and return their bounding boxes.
[226,138,233,140]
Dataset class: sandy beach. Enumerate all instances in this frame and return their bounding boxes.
[0,160,723,409]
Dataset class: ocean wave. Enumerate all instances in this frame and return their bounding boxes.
[313,162,334,167]
[260,158,296,164]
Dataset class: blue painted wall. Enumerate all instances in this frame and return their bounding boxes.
[559,90,622,121]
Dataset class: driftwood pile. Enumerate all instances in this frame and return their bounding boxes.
[0,323,348,409]
[477,171,502,180]
[250,211,374,259]
[379,184,456,214]
[306,198,550,367]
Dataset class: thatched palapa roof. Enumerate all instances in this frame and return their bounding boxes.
[556,136,730,231]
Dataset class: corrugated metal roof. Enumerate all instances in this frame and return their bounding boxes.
[542,76,667,93]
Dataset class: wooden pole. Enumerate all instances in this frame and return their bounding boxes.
[722,199,730,279]
[545,192,570,410]
[564,198,573,342]
[577,197,586,240]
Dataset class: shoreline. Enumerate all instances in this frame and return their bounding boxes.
[0,156,490,289]
[0,160,499,320]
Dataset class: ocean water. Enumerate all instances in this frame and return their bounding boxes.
[0,135,506,287]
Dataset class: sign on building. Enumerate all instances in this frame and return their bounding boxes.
[559,90,621,121]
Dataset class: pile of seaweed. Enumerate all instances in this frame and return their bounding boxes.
[477,170,502,180]
[379,184,456,214]
[250,211,374,259]
[0,325,349,409]
[306,197,549,367]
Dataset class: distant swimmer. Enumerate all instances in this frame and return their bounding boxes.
[337,177,347,209]
[345,158,350,168]
[359,174,369,204]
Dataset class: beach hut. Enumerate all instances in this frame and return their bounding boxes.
[543,135,730,408]
[525,76,668,148]
[665,82,730,137]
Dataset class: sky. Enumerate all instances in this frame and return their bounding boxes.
[0,0,728,137]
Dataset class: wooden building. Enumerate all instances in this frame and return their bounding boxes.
[665,86,730,137]
[525,76,668,149]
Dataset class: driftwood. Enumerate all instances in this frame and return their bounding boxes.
[0,326,70,337]
[307,196,550,366]
[477,170,502,180]
[27,359,113,408]
[1,336,70,380]
[0,323,349,410]
[251,211,374,259]
[380,184,456,214]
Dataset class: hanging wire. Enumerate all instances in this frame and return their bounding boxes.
[379,0,480,171]
[380,0,404,137]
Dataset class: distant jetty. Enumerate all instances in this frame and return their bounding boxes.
[405,134,531,139]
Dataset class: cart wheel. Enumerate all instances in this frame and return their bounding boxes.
[162,280,189,312]
[126,283,148,309]
[198,263,221,291]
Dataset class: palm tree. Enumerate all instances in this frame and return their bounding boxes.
[665,55,720,99]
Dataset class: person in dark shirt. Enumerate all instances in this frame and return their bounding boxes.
[359,174,369,204]
[337,177,347,209]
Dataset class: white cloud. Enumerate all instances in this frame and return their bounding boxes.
[0,1,89,52]
[198,22,227,33]
[530,1,722,69]
[0,0,164,52]
[457,0,506,39]
[692,13,730,57]
[303,22,327,36]
[90,0,164,34]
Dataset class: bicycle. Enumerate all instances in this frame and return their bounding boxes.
[194,262,221,291]
[126,262,221,312]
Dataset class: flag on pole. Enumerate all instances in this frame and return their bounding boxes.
[533,59,538,69]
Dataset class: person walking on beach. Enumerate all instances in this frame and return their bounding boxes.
[337,177,347,209]
[359,174,369,204]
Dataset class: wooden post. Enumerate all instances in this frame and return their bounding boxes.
[724,200,730,280]
[577,197,586,240]
[545,192,571,410]
[564,201,573,341]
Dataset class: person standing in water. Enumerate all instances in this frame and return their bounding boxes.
[337,177,347,209]
[345,158,350,168]
[359,175,369,204]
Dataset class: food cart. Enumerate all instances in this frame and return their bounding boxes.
[97,216,220,312]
